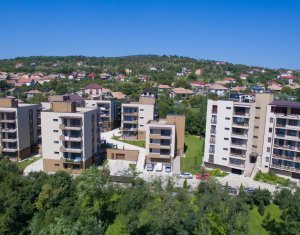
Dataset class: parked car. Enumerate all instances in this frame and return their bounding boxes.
[165,164,171,173]
[195,173,210,180]
[244,187,256,193]
[156,163,163,172]
[227,186,238,195]
[147,163,154,171]
[179,172,193,179]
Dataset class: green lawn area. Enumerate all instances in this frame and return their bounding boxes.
[181,135,204,174]
[112,136,145,148]
[16,156,42,171]
[254,171,291,186]
[249,204,282,235]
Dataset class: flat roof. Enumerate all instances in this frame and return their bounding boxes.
[270,101,300,108]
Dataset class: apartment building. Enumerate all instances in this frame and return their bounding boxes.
[42,102,99,173]
[121,97,157,139]
[145,114,185,171]
[0,98,40,160]
[85,99,121,132]
[204,93,274,175]
[262,101,300,179]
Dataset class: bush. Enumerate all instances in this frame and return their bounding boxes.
[254,171,291,186]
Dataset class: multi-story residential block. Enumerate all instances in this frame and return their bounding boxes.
[42,102,99,173]
[0,98,40,160]
[262,101,300,179]
[121,97,157,139]
[85,99,121,132]
[204,93,274,176]
[145,114,185,172]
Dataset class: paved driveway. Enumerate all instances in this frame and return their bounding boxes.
[23,158,43,176]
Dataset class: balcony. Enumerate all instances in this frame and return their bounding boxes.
[123,119,138,124]
[211,119,217,124]
[149,133,171,139]
[210,129,216,134]
[233,112,250,117]
[272,154,300,163]
[229,153,246,159]
[1,138,17,143]
[232,122,249,128]
[60,146,82,153]
[230,143,247,150]
[122,127,138,132]
[123,111,138,116]
[0,128,16,133]
[209,138,215,144]
[63,158,82,164]
[229,163,245,169]
[209,149,215,154]
[2,147,17,152]
[59,124,82,131]
[148,153,171,159]
[271,164,300,173]
[59,135,82,142]
[0,118,16,123]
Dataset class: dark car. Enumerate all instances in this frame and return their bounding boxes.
[244,187,256,193]
[227,186,238,195]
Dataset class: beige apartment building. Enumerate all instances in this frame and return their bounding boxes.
[121,97,157,139]
[204,93,274,176]
[262,101,300,179]
[42,102,99,174]
[0,98,40,160]
[85,99,120,132]
[145,114,185,171]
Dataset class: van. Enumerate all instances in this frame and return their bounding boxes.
[156,163,163,172]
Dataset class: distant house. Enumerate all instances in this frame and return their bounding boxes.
[240,74,249,80]
[16,78,36,87]
[0,72,8,80]
[158,84,171,92]
[207,83,228,96]
[117,74,127,82]
[251,85,265,93]
[149,67,158,72]
[15,63,23,68]
[25,89,42,99]
[141,88,157,99]
[138,75,148,82]
[230,86,247,92]
[100,73,112,80]
[77,71,87,80]
[6,88,20,97]
[190,81,206,94]
[278,74,295,84]
[125,68,132,75]
[286,83,300,90]
[88,73,95,79]
[215,61,226,65]
[195,68,203,75]
[85,83,103,98]
[224,77,236,84]
[169,88,194,99]
[111,92,126,100]
[267,81,282,91]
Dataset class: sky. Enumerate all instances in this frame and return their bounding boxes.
[0,0,299,69]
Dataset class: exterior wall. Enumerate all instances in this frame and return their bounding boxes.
[166,115,185,156]
[107,149,139,161]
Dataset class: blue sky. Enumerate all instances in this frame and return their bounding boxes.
[0,0,299,69]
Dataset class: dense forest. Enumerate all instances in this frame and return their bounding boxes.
[0,159,299,235]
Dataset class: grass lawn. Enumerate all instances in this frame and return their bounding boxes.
[16,156,42,171]
[129,163,136,171]
[112,136,145,148]
[249,204,282,235]
[254,171,291,186]
[181,135,204,174]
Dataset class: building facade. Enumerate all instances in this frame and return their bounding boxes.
[145,114,185,171]
[262,101,300,179]
[121,97,157,139]
[42,102,99,173]
[0,98,40,160]
[85,99,121,132]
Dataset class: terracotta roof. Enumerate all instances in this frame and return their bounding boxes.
[190,81,206,86]
[280,75,295,79]
[171,88,194,94]
[287,83,300,90]
[85,83,102,89]
[208,83,228,90]
[224,77,236,81]
[25,89,42,94]
[111,92,126,99]
[102,88,112,94]
[17,78,35,84]
[231,86,247,92]
[158,84,171,89]
[267,82,282,91]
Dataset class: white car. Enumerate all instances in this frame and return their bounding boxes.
[179,172,193,179]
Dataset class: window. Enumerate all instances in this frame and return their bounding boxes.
[223,148,228,151]
[267,147,270,153]
[53,130,58,133]
[140,117,144,119]
[222,158,227,160]
[226,107,231,109]
[140,125,144,127]
[224,137,229,140]
[268,137,271,143]
[252,145,257,148]
[255,117,260,119]
[269,128,272,133]
[253,136,258,139]
[92,104,95,106]
[254,126,259,129]
[54,141,59,144]
[54,151,59,154]
[270,118,273,123]
[225,127,230,130]
[225,117,230,120]
[256,107,261,109]
[54,164,60,166]
[140,109,144,111]
[53,119,58,122]
[266,157,269,162]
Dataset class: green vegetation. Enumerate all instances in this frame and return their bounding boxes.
[129,163,136,171]
[249,204,282,235]
[207,168,229,177]
[0,159,299,234]
[254,171,291,186]
[113,136,145,148]
[181,135,204,173]
[16,156,42,171]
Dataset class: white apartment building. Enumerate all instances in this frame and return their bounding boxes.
[262,101,300,179]
[121,97,156,139]
[204,94,274,176]
[85,99,120,132]
[42,102,99,173]
[145,115,185,172]
[0,98,40,160]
